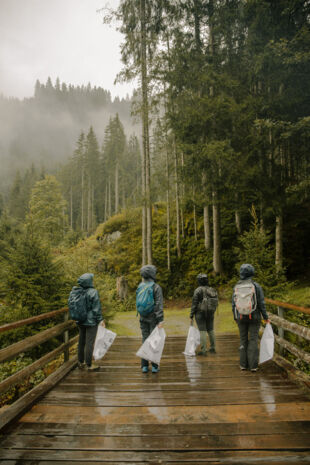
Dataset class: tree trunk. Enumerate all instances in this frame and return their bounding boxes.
[166,146,171,271]
[108,177,111,218]
[70,185,73,229]
[212,190,223,274]
[87,179,91,233]
[275,210,283,269]
[115,162,119,214]
[203,205,211,249]
[235,210,242,234]
[81,168,84,230]
[104,183,108,222]
[173,137,181,258]
[180,152,185,238]
[140,0,151,265]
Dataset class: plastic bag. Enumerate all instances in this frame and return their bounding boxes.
[136,326,166,365]
[93,326,117,360]
[183,325,200,356]
[259,322,274,364]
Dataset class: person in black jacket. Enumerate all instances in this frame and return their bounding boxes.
[138,265,164,373]
[232,264,270,372]
[190,273,218,356]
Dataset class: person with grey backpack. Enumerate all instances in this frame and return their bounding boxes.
[232,264,270,372]
[190,273,218,355]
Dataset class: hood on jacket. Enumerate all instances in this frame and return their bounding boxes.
[77,273,94,288]
[140,265,157,281]
[239,264,255,280]
[197,273,209,286]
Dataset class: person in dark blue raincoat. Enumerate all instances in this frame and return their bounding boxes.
[75,273,104,371]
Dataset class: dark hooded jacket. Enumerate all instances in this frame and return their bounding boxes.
[139,265,164,323]
[232,264,268,322]
[75,273,103,326]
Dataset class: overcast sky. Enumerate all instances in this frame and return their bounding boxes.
[0,0,135,100]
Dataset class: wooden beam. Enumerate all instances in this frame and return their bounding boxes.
[269,313,310,341]
[0,321,75,363]
[274,334,310,364]
[0,335,79,394]
[0,308,68,334]
[266,298,310,315]
[0,356,77,431]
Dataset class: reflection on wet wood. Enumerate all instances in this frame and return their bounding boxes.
[1,335,309,464]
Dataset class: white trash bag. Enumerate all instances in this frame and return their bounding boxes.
[259,322,274,364]
[183,325,200,356]
[93,326,117,360]
[136,326,166,365]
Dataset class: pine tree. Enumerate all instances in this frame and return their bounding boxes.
[28,175,68,245]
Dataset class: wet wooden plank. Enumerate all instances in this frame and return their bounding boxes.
[2,432,310,450]
[6,420,310,436]
[1,449,310,462]
[38,390,309,407]
[17,402,310,424]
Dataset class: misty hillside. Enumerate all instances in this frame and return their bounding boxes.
[0,78,138,191]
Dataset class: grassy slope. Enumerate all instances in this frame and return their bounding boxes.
[110,301,238,337]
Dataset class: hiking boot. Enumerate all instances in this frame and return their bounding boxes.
[87,364,100,372]
[152,366,159,373]
[77,361,86,370]
[142,366,149,373]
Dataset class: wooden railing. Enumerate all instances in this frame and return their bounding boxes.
[265,298,310,367]
[0,308,78,431]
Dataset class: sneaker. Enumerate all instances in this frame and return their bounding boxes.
[197,351,207,356]
[87,364,100,372]
[77,361,85,370]
[209,348,216,353]
[251,368,258,372]
[152,366,159,373]
[142,366,149,373]
[240,366,247,371]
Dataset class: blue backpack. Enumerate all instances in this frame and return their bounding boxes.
[136,282,155,317]
[68,286,88,323]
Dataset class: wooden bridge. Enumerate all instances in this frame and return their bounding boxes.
[0,302,310,464]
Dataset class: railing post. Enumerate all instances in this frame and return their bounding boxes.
[63,311,69,362]
[277,306,284,355]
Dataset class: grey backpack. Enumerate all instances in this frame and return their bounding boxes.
[233,280,257,317]
[199,286,218,314]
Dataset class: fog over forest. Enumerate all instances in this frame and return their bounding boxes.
[0,77,138,192]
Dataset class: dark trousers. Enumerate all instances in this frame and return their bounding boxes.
[237,320,260,370]
[78,325,98,367]
[139,314,158,369]
[195,311,216,351]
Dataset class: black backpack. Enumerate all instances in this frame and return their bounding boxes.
[198,286,218,315]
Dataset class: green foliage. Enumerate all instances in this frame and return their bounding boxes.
[28,175,68,245]
[1,222,68,317]
[234,208,288,297]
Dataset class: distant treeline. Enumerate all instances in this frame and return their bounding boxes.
[0,77,137,191]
